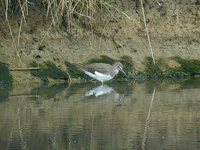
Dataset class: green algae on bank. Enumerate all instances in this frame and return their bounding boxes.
[144,57,187,79]
[65,61,86,79]
[30,61,69,83]
[0,62,12,101]
[174,57,200,77]
[0,62,13,88]
[28,57,200,83]
[145,57,163,79]
[65,56,200,81]
[143,57,200,80]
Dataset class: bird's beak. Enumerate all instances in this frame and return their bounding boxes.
[121,69,127,76]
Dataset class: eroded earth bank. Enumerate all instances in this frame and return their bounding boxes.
[0,0,200,83]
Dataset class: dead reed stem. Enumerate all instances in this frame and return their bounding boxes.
[2,0,24,67]
[9,67,41,71]
[39,22,53,46]
[18,0,27,24]
[140,0,156,65]
[6,19,24,67]
[5,0,8,20]
[17,17,23,47]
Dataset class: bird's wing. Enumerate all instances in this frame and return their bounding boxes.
[82,63,112,75]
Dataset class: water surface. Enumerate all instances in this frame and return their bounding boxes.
[0,80,200,150]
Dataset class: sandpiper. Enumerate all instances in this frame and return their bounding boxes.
[79,62,126,83]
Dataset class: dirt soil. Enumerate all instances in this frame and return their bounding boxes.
[0,0,200,82]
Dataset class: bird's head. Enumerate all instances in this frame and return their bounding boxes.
[113,62,126,76]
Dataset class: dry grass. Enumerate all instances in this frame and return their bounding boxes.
[1,0,133,31]
[1,0,156,69]
[0,1,132,47]
[1,0,122,45]
[1,0,119,67]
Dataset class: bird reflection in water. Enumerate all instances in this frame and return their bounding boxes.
[84,84,126,106]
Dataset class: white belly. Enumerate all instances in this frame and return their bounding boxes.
[84,70,113,82]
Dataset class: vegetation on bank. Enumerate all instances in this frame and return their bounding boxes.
[1,56,200,84]
[145,57,200,79]
[30,56,200,83]
[30,61,69,83]
[0,62,12,100]
[0,62,13,88]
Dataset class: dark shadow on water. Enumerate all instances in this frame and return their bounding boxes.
[143,79,200,94]
[180,78,200,89]
[31,83,69,100]
[0,87,10,101]
[2,79,200,102]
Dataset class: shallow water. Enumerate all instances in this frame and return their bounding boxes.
[0,80,200,150]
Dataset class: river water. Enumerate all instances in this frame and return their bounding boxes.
[0,80,200,150]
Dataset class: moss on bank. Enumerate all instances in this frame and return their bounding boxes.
[0,62,12,100]
[0,62,13,88]
[65,61,85,79]
[143,57,200,80]
[30,61,69,83]
[145,57,163,79]
[174,57,200,77]
[27,57,200,83]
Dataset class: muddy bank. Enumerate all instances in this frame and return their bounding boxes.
[0,0,200,82]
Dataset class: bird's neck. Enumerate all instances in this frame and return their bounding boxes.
[112,68,119,76]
